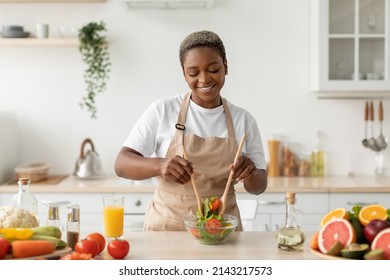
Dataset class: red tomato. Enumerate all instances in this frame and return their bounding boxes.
[209,198,221,212]
[107,239,130,259]
[205,218,222,234]
[190,228,202,239]
[86,232,106,254]
[60,252,92,260]
[0,237,10,259]
[75,239,99,258]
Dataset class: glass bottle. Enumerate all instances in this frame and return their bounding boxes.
[267,136,281,176]
[310,130,325,177]
[275,192,306,251]
[11,178,38,216]
[46,203,61,229]
[67,204,80,250]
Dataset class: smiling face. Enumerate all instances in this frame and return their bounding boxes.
[182,47,228,109]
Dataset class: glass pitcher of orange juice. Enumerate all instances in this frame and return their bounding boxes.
[103,196,124,238]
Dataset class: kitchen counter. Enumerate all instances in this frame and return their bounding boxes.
[98,231,320,260]
[1,175,390,193]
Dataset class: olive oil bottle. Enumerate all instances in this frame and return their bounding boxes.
[310,130,325,177]
[275,192,306,251]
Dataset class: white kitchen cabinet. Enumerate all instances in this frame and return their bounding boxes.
[0,192,153,233]
[236,192,329,232]
[310,0,390,98]
[329,192,390,209]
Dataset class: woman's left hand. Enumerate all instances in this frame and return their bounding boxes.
[229,155,256,183]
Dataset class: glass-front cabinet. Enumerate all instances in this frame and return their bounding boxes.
[310,0,390,97]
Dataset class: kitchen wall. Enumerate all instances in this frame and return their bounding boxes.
[0,0,388,177]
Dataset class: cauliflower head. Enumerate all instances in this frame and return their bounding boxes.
[0,206,39,228]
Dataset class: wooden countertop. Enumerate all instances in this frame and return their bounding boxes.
[1,175,390,193]
[98,231,320,260]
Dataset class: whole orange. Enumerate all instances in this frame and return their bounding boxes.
[309,231,319,250]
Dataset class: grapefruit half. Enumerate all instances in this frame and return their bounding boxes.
[318,218,356,254]
[371,228,390,260]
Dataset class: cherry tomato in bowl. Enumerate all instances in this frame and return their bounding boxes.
[107,239,130,259]
[205,218,223,234]
[209,198,221,212]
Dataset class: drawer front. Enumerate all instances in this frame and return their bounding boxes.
[330,193,390,209]
[237,193,330,214]
[123,193,153,214]
[272,213,323,232]
[34,193,153,214]
[79,214,145,233]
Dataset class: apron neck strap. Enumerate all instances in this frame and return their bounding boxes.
[174,92,236,147]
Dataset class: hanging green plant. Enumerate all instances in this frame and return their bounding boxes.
[78,21,111,119]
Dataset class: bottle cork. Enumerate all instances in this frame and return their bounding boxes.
[286,192,296,204]
[18,178,30,184]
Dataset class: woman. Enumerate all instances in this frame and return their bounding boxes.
[115,30,267,231]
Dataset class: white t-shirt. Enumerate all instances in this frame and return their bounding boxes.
[123,93,266,169]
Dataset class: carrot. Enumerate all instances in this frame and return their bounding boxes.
[12,240,55,258]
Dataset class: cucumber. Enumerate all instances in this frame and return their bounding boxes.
[350,217,366,244]
[30,235,67,249]
[31,226,62,239]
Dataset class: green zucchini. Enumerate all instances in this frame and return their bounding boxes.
[30,235,67,249]
[31,226,62,239]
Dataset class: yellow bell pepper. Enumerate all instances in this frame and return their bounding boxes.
[0,228,34,240]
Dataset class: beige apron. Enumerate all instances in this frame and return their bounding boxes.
[143,92,243,231]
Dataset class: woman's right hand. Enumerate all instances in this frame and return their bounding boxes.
[160,155,193,184]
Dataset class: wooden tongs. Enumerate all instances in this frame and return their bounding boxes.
[219,133,247,216]
[182,148,204,216]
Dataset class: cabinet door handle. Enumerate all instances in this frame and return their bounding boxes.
[347,201,378,206]
[258,200,285,205]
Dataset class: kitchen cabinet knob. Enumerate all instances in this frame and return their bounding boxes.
[135,200,142,207]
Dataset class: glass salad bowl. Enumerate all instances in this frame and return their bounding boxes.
[184,214,238,245]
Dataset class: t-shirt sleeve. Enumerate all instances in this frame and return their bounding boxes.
[122,102,160,157]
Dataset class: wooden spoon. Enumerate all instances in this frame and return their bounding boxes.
[182,148,204,216]
[368,101,380,151]
[362,100,370,148]
[219,133,247,216]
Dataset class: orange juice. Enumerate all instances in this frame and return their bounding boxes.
[104,206,124,238]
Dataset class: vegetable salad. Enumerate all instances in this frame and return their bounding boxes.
[186,196,237,245]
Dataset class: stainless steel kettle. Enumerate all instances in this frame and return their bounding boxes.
[73,138,105,179]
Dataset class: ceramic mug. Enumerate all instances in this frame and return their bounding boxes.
[36,23,49,38]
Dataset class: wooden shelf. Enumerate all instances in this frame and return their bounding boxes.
[0,38,79,47]
[0,0,105,2]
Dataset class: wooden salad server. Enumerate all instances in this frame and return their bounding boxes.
[219,133,247,216]
[182,148,204,216]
